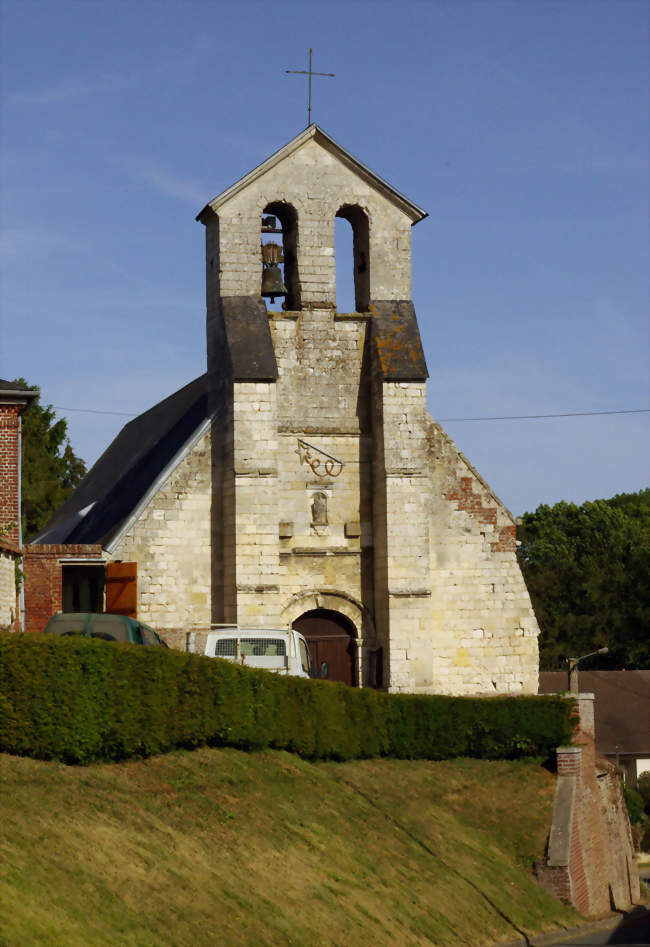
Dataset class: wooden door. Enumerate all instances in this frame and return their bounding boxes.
[105,562,137,618]
[292,609,356,686]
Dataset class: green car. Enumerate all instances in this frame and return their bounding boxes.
[44,612,168,647]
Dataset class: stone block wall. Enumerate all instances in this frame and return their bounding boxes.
[222,308,375,652]
[537,695,641,916]
[425,419,539,695]
[23,544,103,632]
[114,430,212,643]
[372,380,432,692]
[205,137,413,306]
[196,128,541,692]
[227,380,281,626]
[210,393,233,626]
[0,542,18,631]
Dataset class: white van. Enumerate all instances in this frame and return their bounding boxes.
[202,626,313,679]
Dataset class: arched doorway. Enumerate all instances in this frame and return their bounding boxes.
[292,609,356,685]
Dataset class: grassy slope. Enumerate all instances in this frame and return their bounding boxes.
[0,749,578,946]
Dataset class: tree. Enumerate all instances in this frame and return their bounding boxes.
[16,380,87,540]
[517,490,650,670]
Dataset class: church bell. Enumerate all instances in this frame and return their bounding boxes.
[261,264,287,303]
[261,241,287,304]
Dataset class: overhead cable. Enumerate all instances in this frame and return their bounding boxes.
[50,405,650,422]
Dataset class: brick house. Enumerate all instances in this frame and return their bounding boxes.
[0,379,37,630]
[26,125,540,694]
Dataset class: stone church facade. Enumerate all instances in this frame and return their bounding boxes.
[27,126,539,695]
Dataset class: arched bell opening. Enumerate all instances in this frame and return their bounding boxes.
[335,204,370,313]
[292,608,357,686]
[261,201,301,311]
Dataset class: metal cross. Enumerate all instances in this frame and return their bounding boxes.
[286,48,335,127]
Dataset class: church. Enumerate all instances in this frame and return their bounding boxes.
[25,125,540,695]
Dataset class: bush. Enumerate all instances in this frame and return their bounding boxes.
[640,823,650,854]
[637,771,650,814]
[624,786,646,825]
[0,633,574,766]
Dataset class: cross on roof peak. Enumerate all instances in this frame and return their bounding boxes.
[286,48,335,128]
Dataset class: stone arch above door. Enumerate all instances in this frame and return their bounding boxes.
[281,589,373,641]
[281,590,375,687]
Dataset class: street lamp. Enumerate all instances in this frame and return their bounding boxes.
[567,647,609,693]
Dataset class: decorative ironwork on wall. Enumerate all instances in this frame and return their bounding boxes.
[296,438,344,478]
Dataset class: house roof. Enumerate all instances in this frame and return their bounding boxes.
[0,379,38,408]
[539,670,650,755]
[196,124,428,225]
[32,375,210,549]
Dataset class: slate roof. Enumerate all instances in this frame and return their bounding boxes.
[539,670,650,756]
[32,375,210,549]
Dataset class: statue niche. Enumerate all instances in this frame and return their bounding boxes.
[311,492,328,526]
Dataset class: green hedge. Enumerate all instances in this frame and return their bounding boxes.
[0,633,574,765]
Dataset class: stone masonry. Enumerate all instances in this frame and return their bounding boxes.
[114,431,212,649]
[194,124,539,693]
[29,127,540,694]
[0,541,18,630]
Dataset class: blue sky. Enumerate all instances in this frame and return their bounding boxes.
[1,0,647,515]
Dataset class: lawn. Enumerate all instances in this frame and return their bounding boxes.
[0,749,579,946]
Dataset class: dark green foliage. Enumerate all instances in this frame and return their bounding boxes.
[639,825,650,852]
[15,379,86,539]
[0,633,574,766]
[623,786,645,825]
[638,772,650,814]
[517,490,650,670]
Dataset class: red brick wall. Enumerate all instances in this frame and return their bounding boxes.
[0,404,22,545]
[444,476,517,553]
[23,544,103,633]
[538,697,640,916]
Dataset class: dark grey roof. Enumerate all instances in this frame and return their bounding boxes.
[371,301,429,381]
[539,670,650,755]
[0,379,38,402]
[0,379,34,390]
[215,297,278,381]
[32,375,210,548]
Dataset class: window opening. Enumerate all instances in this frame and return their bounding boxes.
[62,565,105,613]
[261,202,300,311]
[335,205,370,312]
[335,217,355,312]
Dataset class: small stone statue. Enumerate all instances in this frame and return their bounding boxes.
[311,491,328,526]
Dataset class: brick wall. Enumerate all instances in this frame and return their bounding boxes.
[0,404,21,545]
[23,544,103,633]
[537,695,641,916]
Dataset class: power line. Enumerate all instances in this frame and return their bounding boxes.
[52,406,138,417]
[49,405,650,422]
[437,408,650,422]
